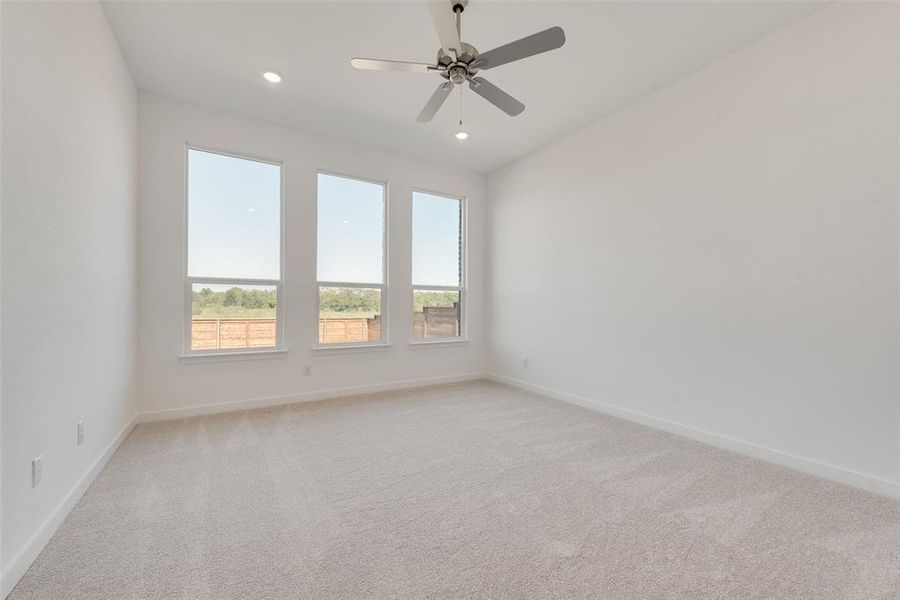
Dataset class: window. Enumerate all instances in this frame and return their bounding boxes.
[186,148,282,353]
[412,190,464,340]
[317,172,387,346]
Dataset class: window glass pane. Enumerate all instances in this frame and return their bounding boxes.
[412,192,461,287]
[191,283,277,350]
[413,289,460,339]
[319,287,382,344]
[188,149,280,280]
[317,173,384,283]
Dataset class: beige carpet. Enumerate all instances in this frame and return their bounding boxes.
[10,381,900,599]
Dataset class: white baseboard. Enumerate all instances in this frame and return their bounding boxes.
[1,415,139,598]
[138,372,487,423]
[488,373,900,500]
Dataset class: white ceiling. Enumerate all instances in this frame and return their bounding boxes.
[102,1,822,173]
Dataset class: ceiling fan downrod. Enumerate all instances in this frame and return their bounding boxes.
[453,1,465,43]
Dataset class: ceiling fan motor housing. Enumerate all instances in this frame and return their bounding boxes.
[438,42,480,84]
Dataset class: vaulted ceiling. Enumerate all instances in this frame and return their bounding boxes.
[102,1,822,173]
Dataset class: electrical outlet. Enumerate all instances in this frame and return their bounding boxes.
[522,358,529,369]
[32,456,43,487]
[303,365,312,377]
[77,420,84,445]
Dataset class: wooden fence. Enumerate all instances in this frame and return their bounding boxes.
[318,315,381,344]
[191,318,277,350]
[191,316,381,349]
[192,307,457,349]
[413,304,460,338]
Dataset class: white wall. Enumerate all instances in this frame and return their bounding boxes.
[0,0,4,582]
[138,94,486,416]
[487,2,900,493]
[1,0,138,593]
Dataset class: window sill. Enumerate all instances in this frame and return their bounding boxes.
[178,348,288,364]
[312,343,391,355]
[409,338,470,348]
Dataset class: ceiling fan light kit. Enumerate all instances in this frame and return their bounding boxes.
[351,0,566,130]
[262,70,283,83]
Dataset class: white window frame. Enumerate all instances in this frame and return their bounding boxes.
[182,145,285,357]
[315,169,389,350]
[410,188,467,344]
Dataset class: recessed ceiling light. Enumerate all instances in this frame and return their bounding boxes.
[262,70,283,83]
[455,131,469,140]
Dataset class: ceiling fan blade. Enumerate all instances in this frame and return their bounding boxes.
[417,81,454,122]
[351,58,438,73]
[470,26,566,70]
[468,76,525,116]
[427,1,461,56]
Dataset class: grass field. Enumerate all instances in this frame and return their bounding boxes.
[192,305,275,319]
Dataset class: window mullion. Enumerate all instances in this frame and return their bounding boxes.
[190,276,280,286]
[318,281,384,290]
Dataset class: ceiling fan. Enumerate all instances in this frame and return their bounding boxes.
[350,0,566,122]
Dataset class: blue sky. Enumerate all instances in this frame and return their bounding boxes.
[188,149,280,280]
[317,173,384,283]
[188,150,461,286]
[411,191,462,287]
